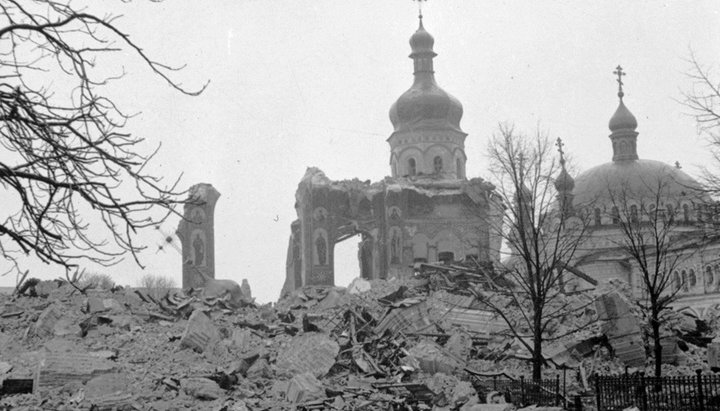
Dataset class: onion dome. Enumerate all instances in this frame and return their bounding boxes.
[555,167,575,192]
[608,95,638,132]
[388,17,464,134]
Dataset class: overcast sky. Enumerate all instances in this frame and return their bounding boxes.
[3,1,720,302]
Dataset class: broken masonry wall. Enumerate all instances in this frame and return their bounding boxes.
[283,168,501,292]
[177,183,221,289]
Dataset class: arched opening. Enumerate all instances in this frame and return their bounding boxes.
[333,234,363,288]
[456,159,463,179]
[673,271,681,291]
[630,205,639,224]
[433,156,443,173]
[611,206,620,224]
[408,158,416,176]
[594,208,602,226]
[666,204,674,222]
[683,203,690,223]
[706,266,714,292]
[689,268,697,289]
[681,270,689,292]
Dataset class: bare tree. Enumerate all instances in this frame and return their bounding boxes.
[0,1,206,282]
[476,124,595,381]
[681,51,720,191]
[604,178,701,377]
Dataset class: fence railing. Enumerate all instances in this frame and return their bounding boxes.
[595,370,720,411]
[466,369,562,407]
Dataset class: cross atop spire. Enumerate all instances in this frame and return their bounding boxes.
[555,137,566,166]
[413,0,428,20]
[613,65,626,98]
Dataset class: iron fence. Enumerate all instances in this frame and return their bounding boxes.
[467,370,563,407]
[595,370,720,411]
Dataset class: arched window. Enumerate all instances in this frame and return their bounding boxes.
[673,271,681,291]
[433,156,443,173]
[611,206,620,224]
[456,159,463,179]
[408,158,416,176]
[715,264,720,291]
[681,270,689,292]
[648,204,656,220]
[683,204,690,223]
[630,205,639,224]
[594,208,602,226]
[392,161,397,177]
[666,204,674,222]
[689,269,697,288]
[706,266,713,291]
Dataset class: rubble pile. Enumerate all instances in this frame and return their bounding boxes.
[1,271,718,410]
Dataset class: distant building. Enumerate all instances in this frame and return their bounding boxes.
[282,17,502,294]
[558,75,720,317]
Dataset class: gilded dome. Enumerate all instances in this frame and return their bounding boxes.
[388,18,464,134]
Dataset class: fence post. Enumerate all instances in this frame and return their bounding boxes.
[555,374,560,406]
[595,376,601,411]
[520,375,526,406]
[639,372,648,411]
[697,369,706,411]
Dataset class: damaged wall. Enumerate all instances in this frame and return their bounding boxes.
[282,168,500,294]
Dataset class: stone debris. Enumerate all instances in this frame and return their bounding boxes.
[285,372,324,403]
[275,332,339,378]
[180,309,220,353]
[34,352,116,392]
[1,270,717,410]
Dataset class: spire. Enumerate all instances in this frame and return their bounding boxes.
[554,137,575,192]
[554,138,575,215]
[608,65,639,161]
[409,13,436,76]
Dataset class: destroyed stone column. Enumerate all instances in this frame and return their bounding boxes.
[177,183,221,288]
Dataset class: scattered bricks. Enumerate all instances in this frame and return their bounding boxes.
[285,372,324,404]
[709,342,720,368]
[30,304,64,338]
[84,373,133,409]
[407,340,463,375]
[275,333,339,378]
[180,310,220,353]
[595,292,631,321]
[375,300,432,335]
[180,377,225,400]
[34,352,116,393]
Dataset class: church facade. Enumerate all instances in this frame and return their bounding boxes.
[282,17,502,294]
[558,73,720,318]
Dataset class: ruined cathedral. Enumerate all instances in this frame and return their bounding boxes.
[282,17,502,294]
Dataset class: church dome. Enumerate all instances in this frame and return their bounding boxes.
[608,98,637,132]
[554,167,575,192]
[572,66,709,208]
[573,159,705,206]
[389,18,464,134]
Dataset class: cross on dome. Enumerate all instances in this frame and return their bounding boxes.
[613,65,626,98]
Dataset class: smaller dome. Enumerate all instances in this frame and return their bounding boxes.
[555,167,575,192]
[409,18,434,56]
[609,97,638,132]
